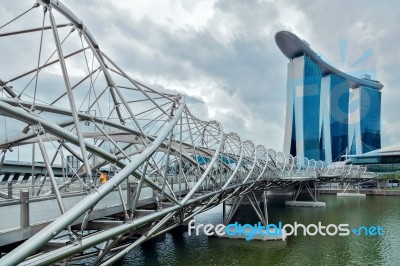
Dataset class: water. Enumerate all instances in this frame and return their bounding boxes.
[116,195,400,266]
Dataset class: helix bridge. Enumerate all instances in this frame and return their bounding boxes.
[0,1,376,265]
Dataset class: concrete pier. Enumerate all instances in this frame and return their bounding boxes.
[337,193,366,197]
[285,201,326,207]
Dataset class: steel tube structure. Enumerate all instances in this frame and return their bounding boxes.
[0,1,376,265]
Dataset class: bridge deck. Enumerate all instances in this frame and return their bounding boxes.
[0,180,205,247]
[0,188,155,246]
[0,172,369,248]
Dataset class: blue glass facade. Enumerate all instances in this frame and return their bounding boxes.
[349,133,357,155]
[285,58,382,162]
[280,32,382,162]
[303,56,322,160]
[329,75,349,161]
[360,86,381,153]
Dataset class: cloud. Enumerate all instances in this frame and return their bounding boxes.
[65,0,291,149]
[1,0,399,164]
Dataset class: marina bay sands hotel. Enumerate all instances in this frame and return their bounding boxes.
[275,31,383,162]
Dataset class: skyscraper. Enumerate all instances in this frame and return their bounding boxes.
[276,31,383,162]
[284,55,322,160]
[320,74,349,162]
[348,84,382,155]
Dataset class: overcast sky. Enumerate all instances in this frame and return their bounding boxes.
[3,0,400,152]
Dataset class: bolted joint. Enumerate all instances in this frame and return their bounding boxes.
[32,124,45,134]
[69,232,82,245]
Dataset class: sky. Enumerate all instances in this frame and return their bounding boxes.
[2,0,400,153]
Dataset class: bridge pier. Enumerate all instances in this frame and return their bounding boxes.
[336,182,366,197]
[337,192,366,197]
[219,192,286,241]
[285,182,326,207]
[222,192,270,226]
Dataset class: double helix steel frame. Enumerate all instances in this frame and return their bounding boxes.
[0,1,376,265]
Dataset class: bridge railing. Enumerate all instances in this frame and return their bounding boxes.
[264,170,318,180]
[0,181,88,201]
